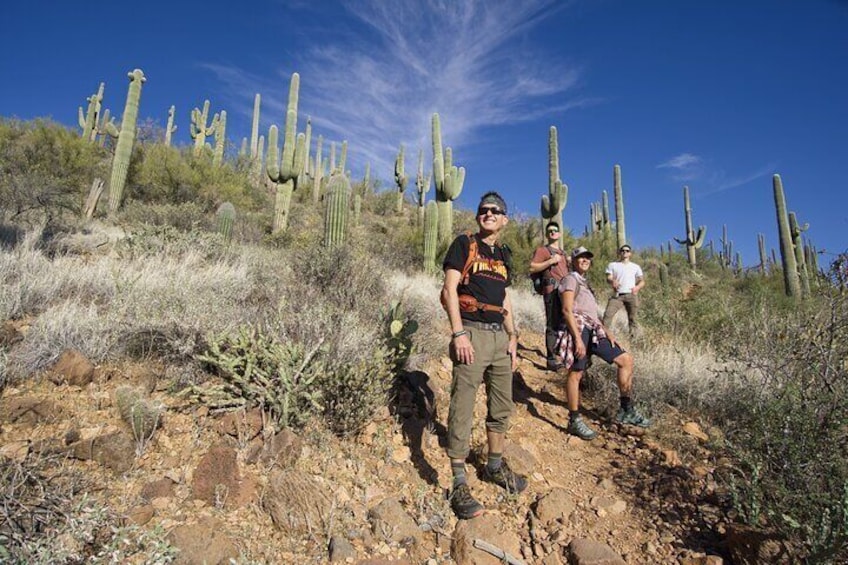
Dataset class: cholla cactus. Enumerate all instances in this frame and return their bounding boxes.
[107,69,145,214]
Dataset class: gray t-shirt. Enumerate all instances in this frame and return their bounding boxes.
[559,272,600,327]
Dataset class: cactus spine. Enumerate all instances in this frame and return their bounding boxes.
[213,110,227,166]
[416,148,431,225]
[216,202,236,243]
[394,144,408,213]
[773,174,801,298]
[190,100,219,155]
[107,69,145,214]
[613,164,626,249]
[324,173,350,248]
[423,200,439,273]
[432,113,465,244]
[673,186,706,269]
[789,211,810,297]
[266,73,305,233]
[78,82,104,143]
[250,93,261,158]
[542,126,567,232]
[164,105,177,147]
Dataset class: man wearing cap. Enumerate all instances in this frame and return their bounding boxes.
[441,190,528,519]
[529,221,570,370]
[602,244,645,336]
[558,246,651,440]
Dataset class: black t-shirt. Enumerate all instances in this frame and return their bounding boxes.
[443,233,512,323]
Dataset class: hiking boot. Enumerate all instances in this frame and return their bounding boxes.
[482,459,528,494]
[449,483,484,519]
[616,407,651,428]
[567,415,598,440]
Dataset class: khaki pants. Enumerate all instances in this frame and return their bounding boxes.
[447,326,513,460]
[603,293,639,331]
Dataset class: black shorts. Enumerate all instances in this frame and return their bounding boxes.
[570,326,625,371]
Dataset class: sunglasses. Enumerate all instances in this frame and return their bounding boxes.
[477,207,506,216]
[620,249,631,253]
[547,229,559,235]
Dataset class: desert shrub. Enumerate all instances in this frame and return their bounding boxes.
[114,223,230,261]
[116,201,208,232]
[0,119,109,225]
[710,279,848,562]
[131,143,199,204]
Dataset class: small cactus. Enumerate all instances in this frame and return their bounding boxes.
[116,385,163,455]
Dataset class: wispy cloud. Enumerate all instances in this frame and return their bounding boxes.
[203,0,584,179]
[657,152,775,195]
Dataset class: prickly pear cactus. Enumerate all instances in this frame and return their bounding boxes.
[324,173,350,248]
[384,300,419,373]
[108,69,145,214]
[216,202,236,243]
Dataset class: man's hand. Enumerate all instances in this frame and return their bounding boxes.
[549,254,561,266]
[453,333,474,365]
[508,334,518,371]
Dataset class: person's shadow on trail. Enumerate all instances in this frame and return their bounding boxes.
[512,368,603,434]
[393,370,447,487]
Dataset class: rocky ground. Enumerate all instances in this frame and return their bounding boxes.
[0,324,757,564]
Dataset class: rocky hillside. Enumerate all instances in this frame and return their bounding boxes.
[1,320,782,564]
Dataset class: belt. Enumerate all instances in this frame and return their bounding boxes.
[462,320,504,332]
[616,292,632,296]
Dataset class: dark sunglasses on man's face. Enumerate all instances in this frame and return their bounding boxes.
[547,229,559,235]
[477,207,506,216]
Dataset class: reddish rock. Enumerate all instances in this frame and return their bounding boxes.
[1,397,60,425]
[535,488,576,525]
[367,497,421,546]
[217,408,264,441]
[245,428,302,468]
[452,513,522,565]
[191,445,252,509]
[566,539,626,565]
[125,505,155,526]
[262,468,332,535]
[141,478,176,501]
[167,516,239,565]
[726,524,793,564]
[51,349,94,386]
[71,431,135,474]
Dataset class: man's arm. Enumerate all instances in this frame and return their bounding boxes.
[441,268,474,364]
[503,292,518,371]
[632,265,646,294]
[529,248,559,274]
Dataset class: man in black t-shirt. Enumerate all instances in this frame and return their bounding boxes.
[440,191,527,519]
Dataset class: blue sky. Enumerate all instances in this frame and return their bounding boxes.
[2,0,846,266]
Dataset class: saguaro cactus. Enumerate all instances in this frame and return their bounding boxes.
[213,110,227,166]
[673,185,706,269]
[164,105,177,147]
[299,117,312,188]
[789,211,811,297]
[190,100,219,155]
[106,69,145,214]
[312,135,324,203]
[250,93,261,158]
[542,126,567,232]
[78,82,104,143]
[416,148,432,225]
[93,108,115,147]
[758,233,767,274]
[432,113,465,244]
[423,200,439,273]
[266,73,305,233]
[394,144,408,213]
[773,174,801,298]
[216,202,236,243]
[613,164,626,249]
[324,173,350,248]
[601,190,611,233]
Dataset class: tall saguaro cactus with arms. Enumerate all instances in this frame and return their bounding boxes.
[432,113,465,245]
[542,126,567,233]
[78,82,104,143]
[773,174,801,298]
[266,72,305,233]
[673,185,706,269]
[190,100,219,156]
[107,69,145,214]
[394,144,408,213]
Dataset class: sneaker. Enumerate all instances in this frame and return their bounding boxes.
[449,483,484,519]
[567,415,598,440]
[482,459,528,494]
[616,407,651,428]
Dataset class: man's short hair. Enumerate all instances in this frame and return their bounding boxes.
[479,191,507,215]
[545,221,560,231]
[618,244,632,252]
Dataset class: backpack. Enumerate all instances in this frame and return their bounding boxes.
[530,246,561,295]
[441,232,511,315]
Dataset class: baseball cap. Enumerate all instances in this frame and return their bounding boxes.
[571,246,594,260]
